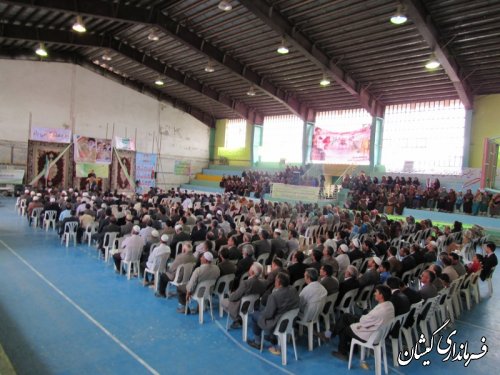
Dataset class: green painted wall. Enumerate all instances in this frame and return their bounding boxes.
[470,94,500,168]
[213,119,252,167]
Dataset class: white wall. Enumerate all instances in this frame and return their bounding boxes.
[0,59,210,188]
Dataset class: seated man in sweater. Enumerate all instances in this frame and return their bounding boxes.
[331,285,395,360]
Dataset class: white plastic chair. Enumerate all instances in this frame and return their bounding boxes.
[388,313,408,367]
[15,197,20,212]
[31,207,44,228]
[469,271,481,304]
[143,252,170,291]
[43,210,58,231]
[486,266,496,297]
[225,293,260,342]
[297,296,326,351]
[256,252,270,267]
[120,247,142,280]
[348,322,391,375]
[260,308,300,366]
[83,222,98,247]
[61,221,78,247]
[319,292,339,331]
[335,288,359,316]
[103,232,119,262]
[355,284,374,312]
[19,199,27,216]
[186,279,217,324]
[214,274,236,317]
[166,263,195,298]
[292,278,306,293]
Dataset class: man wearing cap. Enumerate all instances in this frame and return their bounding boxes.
[336,244,351,279]
[142,234,171,286]
[358,257,381,288]
[142,230,161,262]
[348,238,363,262]
[481,242,498,281]
[177,251,220,313]
[113,225,144,274]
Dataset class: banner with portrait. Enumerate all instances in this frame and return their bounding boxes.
[111,149,136,191]
[30,127,72,144]
[74,135,112,164]
[310,124,371,164]
[135,152,156,194]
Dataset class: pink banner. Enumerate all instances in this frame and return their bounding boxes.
[311,125,371,164]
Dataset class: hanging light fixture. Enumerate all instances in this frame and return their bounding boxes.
[72,15,87,33]
[390,5,407,25]
[218,1,232,11]
[35,43,48,57]
[155,78,165,86]
[425,53,440,69]
[102,51,112,61]
[277,38,289,54]
[147,29,160,41]
[319,73,331,87]
[204,60,215,73]
[246,85,256,96]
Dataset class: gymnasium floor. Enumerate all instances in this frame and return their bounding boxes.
[0,196,497,375]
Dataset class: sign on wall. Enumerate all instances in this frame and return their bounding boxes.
[135,152,156,194]
[174,160,191,175]
[75,163,109,178]
[74,135,112,164]
[30,127,72,144]
[114,136,136,151]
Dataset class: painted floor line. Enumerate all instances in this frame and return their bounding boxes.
[455,319,500,334]
[214,320,296,375]
[0,239,160,375]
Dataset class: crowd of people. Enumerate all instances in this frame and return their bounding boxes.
[19,186,498,363]
[220,166,324,196]
[343,171,500,217]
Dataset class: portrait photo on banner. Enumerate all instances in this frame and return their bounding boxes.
[74,135,112,164]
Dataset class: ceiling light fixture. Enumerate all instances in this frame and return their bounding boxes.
[319,74,331,87]
[390,5,407,25]
[72,15,86,33]
[246,85,256,96]
[35,43,48,57]
[425,53,440,70]
[204,60,215,73]
[102,52,112,61]
[155,78,165,86]
[218,0,232,11]
[277,38,289,54]
[147,29,160,41]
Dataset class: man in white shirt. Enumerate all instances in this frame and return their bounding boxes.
[331,284,395,360]
[142,234,171,286]
[113,225,145,274]
[299,268,327,320]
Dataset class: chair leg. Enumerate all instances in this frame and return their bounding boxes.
[374,346,381,375]
[348,342,355,370]
[383,343,388,374]
[308,324,313,351]
[280,334,287,366]
[391,338,398,367]
[291,332,298,361]
[242,315,248,342]
[199,299,204,324]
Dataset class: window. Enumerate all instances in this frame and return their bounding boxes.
[261,115,303,163]
[224,119,246,149]
[381,100,465,174]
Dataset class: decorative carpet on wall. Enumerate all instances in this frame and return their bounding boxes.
[27,141,73,190]
[111,150,135,192]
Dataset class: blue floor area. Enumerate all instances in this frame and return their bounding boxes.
[0,196,497,375]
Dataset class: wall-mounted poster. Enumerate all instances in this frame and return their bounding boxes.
[75,163,109,178]
[74,135,112,164]
[114,136,136,151]
[310,124,371,164]
[135,152,157,194]
[30,127,72,144]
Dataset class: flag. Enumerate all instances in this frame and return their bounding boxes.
[43,155,50,181]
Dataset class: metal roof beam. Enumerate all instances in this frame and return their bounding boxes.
[402,0,473,109]
[0,23,261,123]
[2,0,309,121]
[239,0,385,118]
